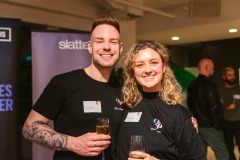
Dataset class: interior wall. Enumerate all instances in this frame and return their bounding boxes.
[116,20,136,68]
[169,38,240,87]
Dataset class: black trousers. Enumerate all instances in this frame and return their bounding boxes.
[224,120,240,160]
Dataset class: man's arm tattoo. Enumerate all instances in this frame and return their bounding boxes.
[22,121,68,151]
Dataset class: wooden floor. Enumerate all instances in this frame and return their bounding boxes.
[207,146,239,160]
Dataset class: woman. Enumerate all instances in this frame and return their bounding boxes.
[117,40,206,160]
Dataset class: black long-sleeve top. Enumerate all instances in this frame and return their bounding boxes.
[117,92,206,160]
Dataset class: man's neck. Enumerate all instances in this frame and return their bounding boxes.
[84,64,112,83]
[224,83,234,88]
[199,73,209,78]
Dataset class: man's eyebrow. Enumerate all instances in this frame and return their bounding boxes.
[110,38,120,41]
[94,37,120,40]
[94,37,104,40]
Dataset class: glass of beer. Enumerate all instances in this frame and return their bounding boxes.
[96,117,110,160]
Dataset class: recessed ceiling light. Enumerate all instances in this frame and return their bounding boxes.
[229,29,238,33]
[172,36,180,40]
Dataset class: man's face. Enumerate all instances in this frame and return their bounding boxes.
[223,70,235,85]
[88,24,123,68]
[208,61,215,77]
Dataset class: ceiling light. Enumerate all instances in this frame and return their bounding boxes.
[229,29,238,33]
[171,36,180,41]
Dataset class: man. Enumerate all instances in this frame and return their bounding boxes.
[22,16,123,160]
[219,67,240,160]
[187,58,229,160]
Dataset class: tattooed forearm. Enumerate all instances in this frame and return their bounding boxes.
[22,121,68,151]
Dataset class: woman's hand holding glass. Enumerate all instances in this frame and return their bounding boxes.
[129,135,159,160]
[129,151,159,160]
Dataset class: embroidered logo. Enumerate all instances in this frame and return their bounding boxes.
[150,118,162,133]
[114,98,123,111]
[116,98,122,105]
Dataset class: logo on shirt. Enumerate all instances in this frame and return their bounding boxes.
[114,107,123,111]
[150,118,162,133]
[116,98,122,105]
[114,98,123,111]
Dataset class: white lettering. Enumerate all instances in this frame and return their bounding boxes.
[0,31,6,38]
[59,40,88,50]
[0,27,11,42]
[114,107,124,111]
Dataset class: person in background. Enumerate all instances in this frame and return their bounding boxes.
[22,15,124,160]
[117,40,206,160]
[187,58,229,160]
[219,67,240,160]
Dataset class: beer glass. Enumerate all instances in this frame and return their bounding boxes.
[96,117,110,160]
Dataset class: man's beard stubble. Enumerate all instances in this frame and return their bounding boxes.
[225,79,236,86]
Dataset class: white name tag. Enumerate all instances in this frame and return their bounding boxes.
[125,112,142,122]
[233,94,240,99]
[83,101,101,113]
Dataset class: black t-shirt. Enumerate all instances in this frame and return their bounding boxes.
[117,92,206,160]
[218,85,240,121]
[33,69,124,160]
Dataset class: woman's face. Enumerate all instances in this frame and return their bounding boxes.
[133,48,165,92]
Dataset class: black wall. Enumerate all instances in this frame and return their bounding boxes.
[170,38,240,87]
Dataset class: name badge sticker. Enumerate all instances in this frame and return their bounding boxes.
[83,101,101,113]
[233,94,240,100]
[124,112,142,122]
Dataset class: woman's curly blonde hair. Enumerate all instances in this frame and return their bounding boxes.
[122,40,183,108]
